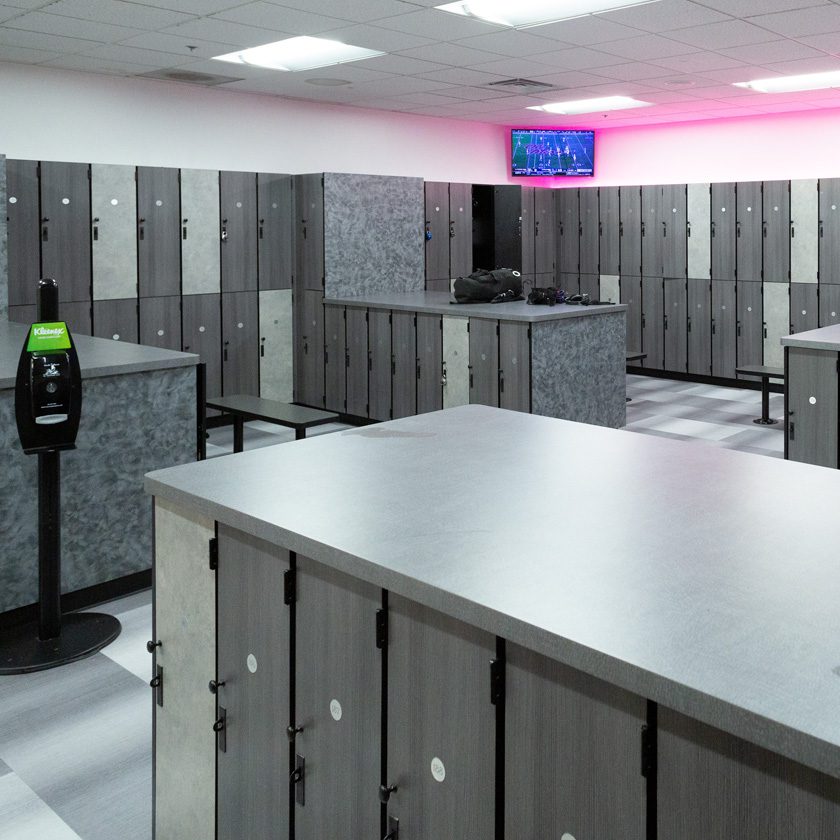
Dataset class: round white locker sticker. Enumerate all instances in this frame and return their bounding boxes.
[156,199,163,207]
[112,333,120,341]
[62,197,70,205]
[561,834,577,840]
[8,196,16,204]
[431,757,445,782]
[810,396,817,405]
[330,699,342,721]
[157,329,164,337]
[247,653,258,673]
[111,198,119,205]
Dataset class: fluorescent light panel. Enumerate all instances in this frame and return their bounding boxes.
[734,70,840,94]
[213,36,383,72]
[528,96,651,115]
[436,0,661,28]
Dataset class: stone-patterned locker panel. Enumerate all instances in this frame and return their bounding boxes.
[442,315,469,409]
[763,282,789,368]
[181,168,221,295]
[600,274,620,304]
[259,289,293,402]
[323,173,424,297]
[687,182,711,280]
[91,164,138,301]
[790,179,818,284]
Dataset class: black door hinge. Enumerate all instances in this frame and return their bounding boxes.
[284,568,297,605]
[208,537,218,571]
[490,658,505,706]
[375,608,388,649]
[641,723,657,778]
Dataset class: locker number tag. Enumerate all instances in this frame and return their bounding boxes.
[330,699,342,721]
[431,757,445,783]
[247,654,258,673]
[747,307,753,312]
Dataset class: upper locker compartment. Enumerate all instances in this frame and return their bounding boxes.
[257,173,293,291]
[579,188,599,277]
[138,167,181,298]
[91,164,138,302]
[662,184,687,279]
[819,178,840,284]
[711,182,736,282]
[220,171,258,293]
[296,173,325,292]
[790,179,818,285]
[425,181,450,290]
[7,159,41,307]
[762,179,790,284]
[181,169,221,296]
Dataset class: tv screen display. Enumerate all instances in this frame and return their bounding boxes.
[511,129,594,177]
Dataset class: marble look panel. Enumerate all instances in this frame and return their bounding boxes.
[0,366,195,613]
[181,169,221,295]
[91,164,138,301]
[531,310,626,428]
[323,173,424,298]
[442,314,469,409]
[600,275,620,304]
[259,289,293,402]
[0,155,7,321]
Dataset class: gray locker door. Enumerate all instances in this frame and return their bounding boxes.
[599,186,620,276]
[763,282,789,369]
[469,317,499,406]
[559,272,580,295]
[619,186,642,277]
[788,347,839,467]
[91,164,138,301]
[556,188,579,274]
[387,595,496,840]
[222,291,259,396]
[791,283,818,335]
[506,645,646,840]
[711,182,736,282]
[294,557,380,840]
[621,276,643,353]
[8,304,35,325]
[59,300,92,336]
[762,179,790,283]
[417,312,442,415]
[6,159,41,306]
[137,166,180,298]
[819,177,840,284]
[180,168,220,295]
[369,309,392,420]
[257,172,292,290]
[579,273,599,300]
[139,296,181,351]
[216,526,289,840]
[425,181,450,283]
[736,281,763,374]
[662,183,687,279]
[534,187,555,275]
[392,310,417,419]
[259,289,293,402]
[736,181,762,283]
[664,277,687,373]
[40,161,91,303]
[642,276,664,369]
[345,307,368,417]
[220,171,258,292]
[687,182,710,281]
[579,187,599,276]
[93,298,138,344]
[449,182,473,277]
[296,174,325,291]
[711,280,736,379]
[520,186,535,276]
[297,290,325,408]
[324,304,346,414]
[687,278,711,376]
[183,293,222,400]
[820,283,840,326]
[641,185,662,278]
[790,179,818,284]
[499,321,530,413]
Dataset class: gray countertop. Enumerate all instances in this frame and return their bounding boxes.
[1,320,197,390]
[145,405,840,780]
[781,324,840,351]
[324,291,626,322]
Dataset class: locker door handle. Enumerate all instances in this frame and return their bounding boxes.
[182,218,188,240]
[737,321,742,337]
[662,221,667,237]
[41,220,49,242]
[150,665,163,707]
[368,352,372,372]
[221,220,228,242]
[687,318,691,333]
[664,314,668,330]
[291,754,305,806]
[789,417,796,440]
[711,221,716,238]
[686,221,691,238]
[224,340,229,362]
[469,366,474,388]
[619,221,624,237]
[642,315,646,329]
[449,220,455,238]
[711,318,716,335]
[346,352,350,369]
[763,221,768,238]
[260,343,265,358]
[535,220,539,237]
[641,221,646,237]
[499,370,504,393]
[763,323,768,339]
[303,339,309,355]
[736,221,741,238]
[820,221,824,238]
[391,357,396,377]
[379,784,398,804]
[791,221,795,238]
[214,707,227,753]
[599,221,603,236]
[416,361,421,380]
[259,218,264,239]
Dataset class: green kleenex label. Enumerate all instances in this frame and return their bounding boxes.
[27,322,71,352]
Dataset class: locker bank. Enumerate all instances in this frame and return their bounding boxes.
[3,1,840,838]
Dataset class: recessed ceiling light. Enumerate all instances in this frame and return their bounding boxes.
[436,0,661,28]
[528,96,651,115]
[305,78,352,86]
[734,70,840,94]
[213,36,383,72]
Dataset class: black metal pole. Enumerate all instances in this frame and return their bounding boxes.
[37,450,62,641]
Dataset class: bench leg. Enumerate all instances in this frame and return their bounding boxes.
[233,416,245,452]
[753,376,778,425]
[295,428,306,441]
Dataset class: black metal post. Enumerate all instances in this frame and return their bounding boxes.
[37,450,62,641]
[233,416,245,453]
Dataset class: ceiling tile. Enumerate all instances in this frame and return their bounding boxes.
[117,32,240,57]
[640,88,705,103]
[604,0,732,32]
[385,90,468,105]
[796,32,840,55]
[596,33,697,60]
[266,0,417,23]
[161,17,294,48]
[467,56,571,77]
[526,15,644,46]
[432,84,515,100]
[375,7,502,40]
[0,25,102,51]
[453,29,567,57]
[42,0,192,30]
[337,74,451,97]
[716,39,827,64]
[696,0,829,14]
[650,51,746,73]
[749,5,840,37]
[560,79,657,95]
[527,46,629,70]
[589,60,679,81]
[317,22,434,51]
[759,55,840,75]
[1,0,55,8]
[122,1,254,12]
[396,42,505,66]
[4,10,141,43]
[81,43,202,67]
[699,65,780,83]
[666,19,781,50]
[0,43,60,61]
[41,53,152,74]
[353,52,449,75]
[414,65,502,85]
[530,68,644,87]
[211,3,351,35]
[0,5,26,23]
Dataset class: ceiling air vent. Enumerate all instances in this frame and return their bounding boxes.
[485,78,556,91]
[136,69,243,86]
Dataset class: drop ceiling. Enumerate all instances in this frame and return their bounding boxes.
[4,0,840,127]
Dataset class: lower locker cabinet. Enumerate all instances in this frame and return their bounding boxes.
[499,321,530,413]
[736,281,763,376]
[93,298,137,344]
[790,283,818,335]
[368,309,392,420]
[182,293,222,400]
[820,285,840,327]
[621,277,643,353]
[763,283,790,369]
[442,315,469,409]
[469,317,499,406]
[324,304,346,413]
[258,289,293,402]
[345,307,368,417]
[297,290,325,408]
[416,313,442,414]
[139,296,180,351]
[712,280,736,379]
[664,278,687,373]
[787,347,839,468]
[642,277,664,370]
[392,311,417,419]
[687,279,711,376]
[221,291,258,396]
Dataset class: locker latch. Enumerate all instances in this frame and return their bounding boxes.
[384,816,400,840]
[214,706,227,753]
[490,658,505,706]
[287,724,304,742]
[149,665,163,707]
[291,754,305,806]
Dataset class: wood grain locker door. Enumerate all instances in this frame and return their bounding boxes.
[641,185,662,278]
[258,289,293,402]
[662,183,687,279]
[556,188,579,275]
[762,179,790,284]
[345,307,368,417]
[579,273,599,300]
[391,310,417,419]
[736,181,762,283]
[534,187,555,276]
[294,556,380,840]
[296,174,325,292]
[91,164,138,301]
[664,277,687,373]
[183,293,222,400]
[599,186,620,277]
[736,281,763,375]
[449,182,473,278]
[520,186,535,276]
[137,166,180,298]
[216,525,290,840]
[369,309,392,420]
[711,280,736,379]
[642,276,664,370]
[619,186,642,277]
[820,283,840,326]
[499,321,530,413]
[505,645,646,840]
[220,171,257,292]
[180,169,220,295]
[58,300,92,336]
[711,182,736,282]
[425,181,450,284]
[257,173,292,290]
[763,282,789,368]
[687,182,710,281]
[621,276,643,354]
[39,161,91,303]
[579,187,599,276]
[788,347,839,467]
[687,278,711,376]
[6,159,41,306]
[819,177,840,284]
[297,290,325,408]
[469,317,499,406]
[416,312,442,415]
[791,283,818,335]
[790,179,818,285]
[8,304,35,325]
[139,295,181,351]
[222,291,259,396]
[442,315,469,410]
[386,595,496,840]
[93,298,138,344]
[324,304,346,413]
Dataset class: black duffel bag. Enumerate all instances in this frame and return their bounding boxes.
[452,268,522,304]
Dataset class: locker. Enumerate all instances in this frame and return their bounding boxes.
[297,290,325,408]
[416,312,442,415]
[556,188,579,274]
[599,186,620,276]
[711,182,736,282]
[505,645,646,840]
[93,298,137,344]
[491,184,523,272]
[762,180,790,283]
[425,278,450,293]
[499,321,530,413]
[294,557,380,840]
[711,280,736,379]
[787,347,839,468]
[39,161,91,303]
[8,304,35,326]
[619,186,642,277]
[820,284,840,326]
[469,317,499,407]
[324,304,346,414]
[216,526,289,840]
[579,273,599,300]
[425,181,450,283]
[534,187,555,275]
[137,166,180,298]
[600,274,620,304]
[386,595,496,840]
[368,310,391,421]
[182,293,222,400]
[220,171,257,292]
[559,272,580,295]
[449,182,472,278]
[297,173,325,292]
[736,281,763,374]
[520,186,535,276]
[736,182,762,283]
[620,276,643,354]
[345,307,368,417]
[819,177,840,284]
[391,310,416,420]
[662,183,687,279]
[641,277,664,369]
[180,168,220,295]
[641,186,662,278]
[579,187,599,276]
[442,315,469,410]
[6,159,41,306]
[664,277,687,373]
[687,278,711,376]
[790,283,818,335]
[257,173,292,290]
[790,179,818,284]
[258,289,293,402]
[222,291,259,396]
[140,296,181,352]
[687,182,711,280]
[91,164,138,301]
[763,282,789,368]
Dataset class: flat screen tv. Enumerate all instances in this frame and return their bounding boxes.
[511,129,594,177]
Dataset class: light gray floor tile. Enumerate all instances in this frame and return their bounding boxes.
[207,418,352,458]
[97,602,154,682]
[0,773,82,839]
[0,757,10,778]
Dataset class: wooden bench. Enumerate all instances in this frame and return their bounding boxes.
[205,395,339,453]
[734,365,785,425]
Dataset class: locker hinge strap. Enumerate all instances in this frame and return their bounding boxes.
[641,723,657,779]
[208,537,218,571]
[375,608,388,649]
[490,657,505,706]
[284,568,297,605]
